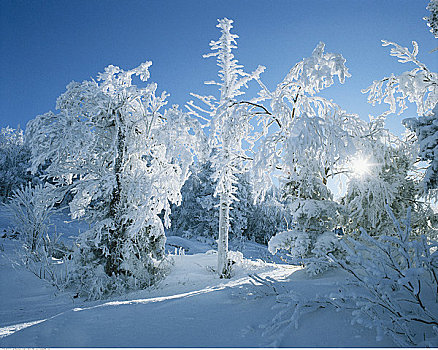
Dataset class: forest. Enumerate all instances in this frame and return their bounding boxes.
[0,1,437,347]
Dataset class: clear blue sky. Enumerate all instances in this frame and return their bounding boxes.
[1,0,437,135]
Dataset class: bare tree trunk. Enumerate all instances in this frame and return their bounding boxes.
[218,191,229,278]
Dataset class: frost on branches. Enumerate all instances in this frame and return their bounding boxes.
[363,40,437,118]
[330,208,438,347]
[262,208,438,347]
[26,62,201,298]
[363,39,438,192]
[252,41,358,200]
[5,183,59,253]
[4,183,69,287]
[425,0,438,39]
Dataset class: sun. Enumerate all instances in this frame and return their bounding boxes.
[350,156,372,177]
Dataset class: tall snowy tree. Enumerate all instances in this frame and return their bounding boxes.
[188,18,266,277]
[26,62,202,298]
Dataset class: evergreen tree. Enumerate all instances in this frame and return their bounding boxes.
[169,159,218,239]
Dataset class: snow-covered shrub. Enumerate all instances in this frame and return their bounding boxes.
[268,229,311,261]
[4,183,59,252]
[330,207,438,347]
[0,127,32,202]
[307,231,345,275]
[258,208,437,347]
[268,228,343,275]
[4,183,69,288]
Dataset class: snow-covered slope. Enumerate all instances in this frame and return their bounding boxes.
[0,210,395,347]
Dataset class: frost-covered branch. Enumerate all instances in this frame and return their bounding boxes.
[363,40,438,117]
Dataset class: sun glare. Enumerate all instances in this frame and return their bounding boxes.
[350,156,372,177]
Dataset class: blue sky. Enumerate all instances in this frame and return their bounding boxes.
[1,0,437,135]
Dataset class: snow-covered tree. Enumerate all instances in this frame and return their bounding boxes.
[425,0,438,39]
[188,18,266,277]
[26,62,202,298]
[169,159,286,245]
[251,41,361,198]
[266,162,345,275]
[0,126,32,201]
[257,42,363,274]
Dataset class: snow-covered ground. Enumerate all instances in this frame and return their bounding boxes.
[0,208,396,347]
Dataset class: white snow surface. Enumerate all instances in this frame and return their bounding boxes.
[0,208,395,347]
